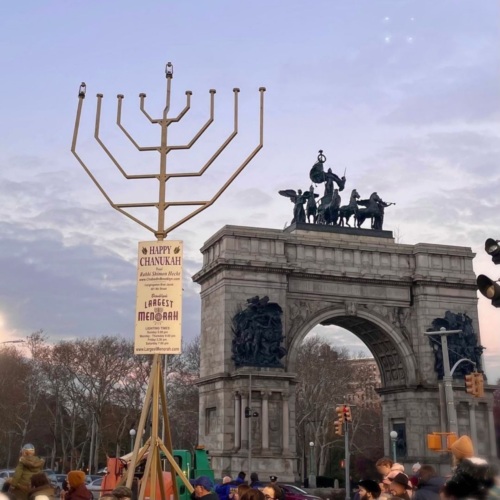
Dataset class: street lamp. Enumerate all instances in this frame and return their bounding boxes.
[424,328,462,435]
[308,441,316,488]
[389,430,398,463]
[129,429,136,452]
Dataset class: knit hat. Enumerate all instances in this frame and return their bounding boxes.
[412,462,421,473]
[450,435,474,460]
[190,476,213,491]
[67,471,86,488]
[391,463,405,473]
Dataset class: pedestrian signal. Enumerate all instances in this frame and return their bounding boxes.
[245,406,251,418]
[344,406,352,422]
[335,405,345,422]
[465,373,477,396]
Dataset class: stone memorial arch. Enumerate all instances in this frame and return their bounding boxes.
[193,224,496,481]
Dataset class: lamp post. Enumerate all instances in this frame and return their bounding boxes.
[389,430,398,463]
[129,429,136,453]
[424,328,462,435]
[308,441,316,488]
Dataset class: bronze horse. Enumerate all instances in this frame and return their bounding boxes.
[339,189,360,227]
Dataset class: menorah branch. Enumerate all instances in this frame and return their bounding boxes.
[167,91,192,126]
[164,87,265,235]
[166,90,215,153]
[166,89,239,181]
[95,94,157,180]
[117,95,159,152]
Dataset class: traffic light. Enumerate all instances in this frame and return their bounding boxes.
[475,372,484,397]
[335,405,345,422]
[465,373,478,396]
[334,420,343,436]
[344,406,352,422]
[485,238,500,264]
[245,406,251,418]
[477,274,500,307]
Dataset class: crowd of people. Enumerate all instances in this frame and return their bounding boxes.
[0,444,133,500]
[2,436,499,500]
[354,435,498,500]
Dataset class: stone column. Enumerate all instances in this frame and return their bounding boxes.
[468,401,477,452]
[241,392,248,450]
[235,392,241,451]
[261,392,269,450]
[488,403,498,458]
[282,392,289,453]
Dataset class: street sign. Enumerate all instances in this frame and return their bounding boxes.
[134,240,183,354]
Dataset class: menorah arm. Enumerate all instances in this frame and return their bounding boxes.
[166,90,215,153]
[116,95,160,152]
[71,94,156,234]
[166,91,192,126]
[94,94,157,179]
[166,89,239,180]
[139,93,158,124]
[164,87,265,235]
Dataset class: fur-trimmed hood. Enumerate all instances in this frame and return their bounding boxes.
[19,456,45,471]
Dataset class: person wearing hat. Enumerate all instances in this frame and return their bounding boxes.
[358,480,381,500]
[389,473,412,500]
[249,474,263,490]
[444,436,494,500]
[65,471,91,500]
[450,435,474,466]
[191,476,218,500]
[8,444,45,500]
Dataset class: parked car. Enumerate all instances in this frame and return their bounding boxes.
[87,476,112,500]
[0,470,15,491]
[278,484,322,500]
[43,470,61,495]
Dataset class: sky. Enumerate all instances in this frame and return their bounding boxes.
[0,1,499,381]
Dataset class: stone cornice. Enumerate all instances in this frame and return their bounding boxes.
[193,258,477,291]
[196,370,297,387]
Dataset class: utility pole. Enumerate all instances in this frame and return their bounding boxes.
[424,328,462,435]
[72,64,265,500]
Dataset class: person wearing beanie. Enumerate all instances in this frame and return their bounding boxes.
[450,435,474,464]
[65,472,91,500]
[8,445,45,500]
[410,463,421,489]
[28,473,55,500]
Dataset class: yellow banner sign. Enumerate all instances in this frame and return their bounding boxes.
[134,240,183,354]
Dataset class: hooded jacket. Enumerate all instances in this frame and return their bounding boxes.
[413,476,446,500]
[11,456,45,493]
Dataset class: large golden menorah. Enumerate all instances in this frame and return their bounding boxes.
[71,62,265,500]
